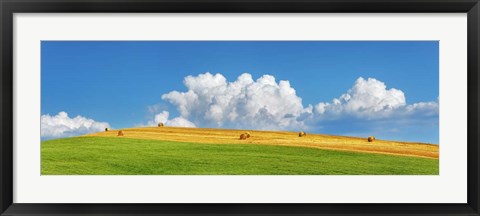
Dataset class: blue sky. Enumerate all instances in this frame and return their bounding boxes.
[41,41,439,143]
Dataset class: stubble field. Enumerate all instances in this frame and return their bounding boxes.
[41,127,439,175]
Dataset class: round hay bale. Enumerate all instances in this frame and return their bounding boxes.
[368,136,375,142]
[158,122,164,127]
[105,128,109,132]
[299,131,306,137]
[245,132,251,138]
[117,130,124,136]
[239,133,248,140]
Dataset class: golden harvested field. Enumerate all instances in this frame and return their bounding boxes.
[86,127,439,159]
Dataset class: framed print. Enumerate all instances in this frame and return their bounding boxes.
[1,0,479,215]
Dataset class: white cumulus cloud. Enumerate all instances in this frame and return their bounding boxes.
[161,72,311,130]
[313,77,438,120]
[153,111,170,125]
[41,111,110,139]
[168,117,197,127]
[147,110,196,128]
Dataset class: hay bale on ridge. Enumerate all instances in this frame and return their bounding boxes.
[158,122,164,127]
[239,133,249,140]
[117,130,124,136]
[367,136,375,142]
[299,131,306,137]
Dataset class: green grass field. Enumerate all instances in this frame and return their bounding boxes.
[41,136,439,175]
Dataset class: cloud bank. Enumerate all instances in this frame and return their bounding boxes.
[155,73,438,141]
[41,111,110,139]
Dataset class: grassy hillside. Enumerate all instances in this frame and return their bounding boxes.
[42,136,439,175]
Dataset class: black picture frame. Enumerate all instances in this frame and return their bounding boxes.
[1,0,479,215]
